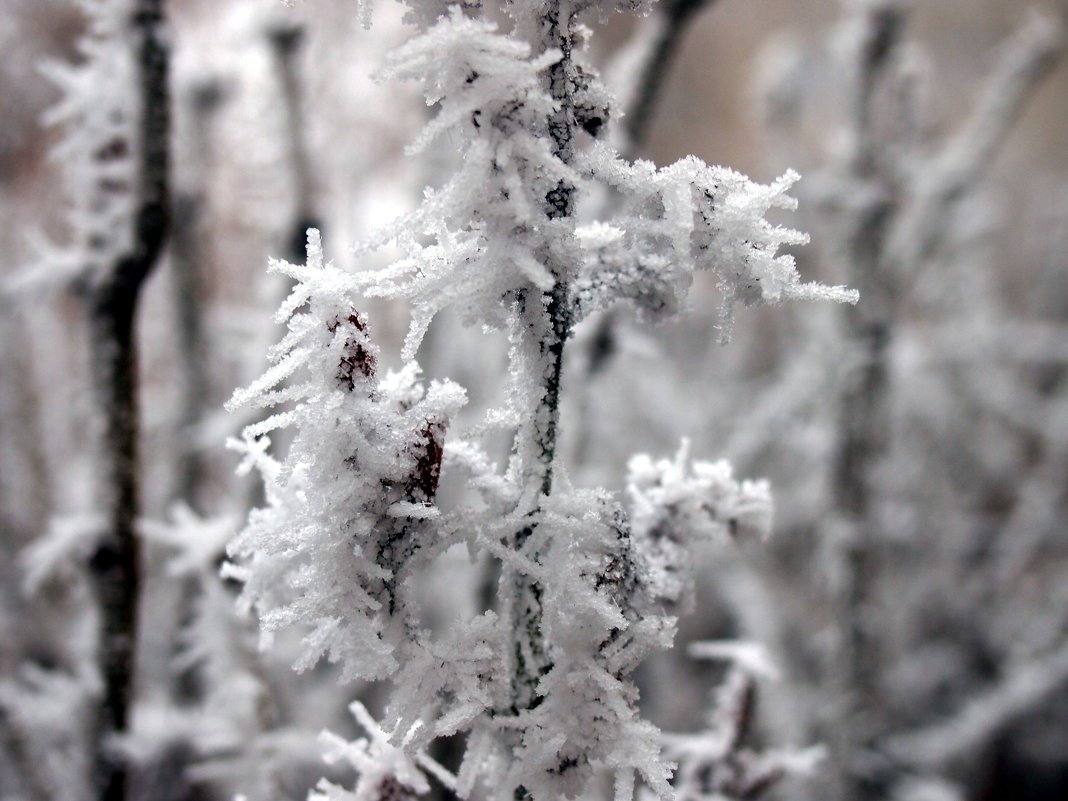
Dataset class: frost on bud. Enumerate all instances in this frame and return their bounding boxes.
[329,312,377,389]
[225,231,467,682]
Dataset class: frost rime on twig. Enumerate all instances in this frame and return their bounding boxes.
[228,3,853,801]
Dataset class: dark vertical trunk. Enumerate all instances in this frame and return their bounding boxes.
[267,21,321,264]
[87,2,170,800]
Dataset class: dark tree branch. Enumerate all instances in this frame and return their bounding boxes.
[622,0,718,159]
[86,2,170,800]
[267,20,323,263]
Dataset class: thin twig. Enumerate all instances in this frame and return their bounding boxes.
[887,641,1068,769]
[886,12,1065,279]
[622,0,719,159]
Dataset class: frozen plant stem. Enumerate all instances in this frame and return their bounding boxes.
[509,0,577,730]
[227,3,855,799]
[86,2,170,800]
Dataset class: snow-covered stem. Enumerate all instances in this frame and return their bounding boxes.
[523,0,579,495]
[505,0,581,729]
[82,1,171,799]
[827,4,908,800]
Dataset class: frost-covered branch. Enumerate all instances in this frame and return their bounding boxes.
[227,4,852,801]
[627,441,772,610]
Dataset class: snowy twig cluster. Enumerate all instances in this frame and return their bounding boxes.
[226,2,853,801]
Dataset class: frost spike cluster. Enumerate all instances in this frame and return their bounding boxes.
[227,230,467,683]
